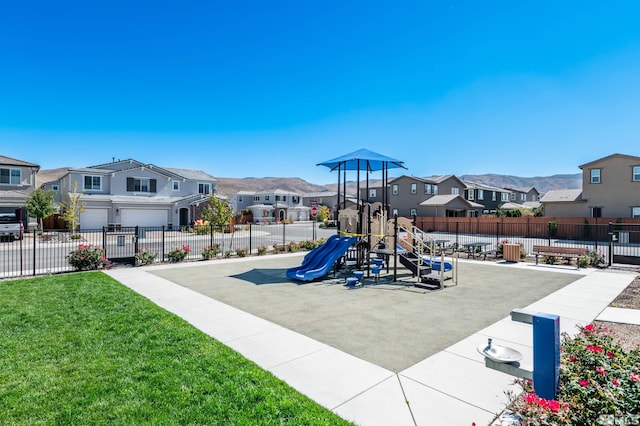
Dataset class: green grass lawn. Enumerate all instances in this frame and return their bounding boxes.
[0,272,352,425]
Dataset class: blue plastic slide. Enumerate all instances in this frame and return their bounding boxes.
[421,257,453,272]
[286,236,358,281]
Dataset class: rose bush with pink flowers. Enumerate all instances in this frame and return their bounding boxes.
[508,323,640,424]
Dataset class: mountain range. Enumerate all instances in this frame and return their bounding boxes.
[37,168,582,197]
[215,173,582,196]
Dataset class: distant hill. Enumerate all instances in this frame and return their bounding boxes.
[37,169,582,197]
[213,174,583,196]
[460,173,582,195]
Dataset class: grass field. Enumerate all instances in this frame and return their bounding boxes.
[0,272,352,425]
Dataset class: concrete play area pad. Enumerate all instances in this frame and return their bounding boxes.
[150,254,582,372]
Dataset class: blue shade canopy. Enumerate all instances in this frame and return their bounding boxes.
[317,148,406,172]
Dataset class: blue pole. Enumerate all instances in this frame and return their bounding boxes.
[533,313,560,400]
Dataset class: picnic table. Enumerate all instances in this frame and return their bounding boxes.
[462,242,492,259]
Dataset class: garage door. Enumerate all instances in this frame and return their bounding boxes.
[80,209,109,230]
[120,209,168,227]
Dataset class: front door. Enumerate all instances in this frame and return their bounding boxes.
[179,208,189,227]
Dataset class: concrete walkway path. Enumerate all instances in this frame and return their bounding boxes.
[105,257,636,425]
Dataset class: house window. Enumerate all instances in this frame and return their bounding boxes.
[590,168,601,184]
[0,168,21,185]
[632,207,640,218]
[424,184,432,194]
[501,193,509,202]
[510,193,516,201]
[84,175,101,190]
[451,187,459,195]
[410,208,417,216]
[127,177,156,193]
[633,166,640,182]
[468,190,474,201]
[265,195,270,201]
[410,183,417,194]
[492,191,496,202]
[275,195,281,201]
[238,195,243,203]
[172,180,180,191]
[292,196,298,203]
[591,207,602,218]
[51,185,59,191]
[136,179,150,192]
[521,193,526,202]
[392,184,398,195]
[369,189,377,198]
[478,190,484,201]
[198,183,210,195]
[253,196,260,202]
[433,185,438,195]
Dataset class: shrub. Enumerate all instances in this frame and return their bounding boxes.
[67,244,111,271]
[507,323,640,425]
[135,248,157,266]
[235,247,248,257]
[201,244,220,260]
[167,244,191,262]
[586,249,606,267]
[287,242,300,252]
[257,244,268,255]
[544,255,558,265]
[195,224,210,235]
[273,244,286,253]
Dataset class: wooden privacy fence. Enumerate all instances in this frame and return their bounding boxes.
[413,217,640,243]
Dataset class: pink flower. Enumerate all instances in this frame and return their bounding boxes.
[596,366,606,376]
[569,356,577,362]
[584,323,596,333]
[612,378,620,387]
[606,351,615,358]
[579,379,590,387]
[630,372,640,382]
[548,399,561,413]
[586,345,603,354]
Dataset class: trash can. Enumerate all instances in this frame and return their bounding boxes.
[117,235,125,246]
[503,243,521,262]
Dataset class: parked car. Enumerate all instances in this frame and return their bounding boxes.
[0,213,24,240]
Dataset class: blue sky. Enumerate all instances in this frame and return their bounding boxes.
[2,1,640,184]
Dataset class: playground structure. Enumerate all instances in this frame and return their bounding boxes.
[285,148,459,288]
[286,149,458,289]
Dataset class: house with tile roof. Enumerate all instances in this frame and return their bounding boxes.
[540,153,640,218]
[40,158,218,229]
[0,155,40,226]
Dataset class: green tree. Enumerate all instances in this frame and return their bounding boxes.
[61,182,86,234]
[200,194,233,228]
[25,188,57,230]
[317,205,330,222]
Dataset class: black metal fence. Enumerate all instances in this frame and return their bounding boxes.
[0,222,334,279]
[3,219,639,280]
[413,220,640,266]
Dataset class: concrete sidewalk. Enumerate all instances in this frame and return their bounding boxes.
[105,257,636,425]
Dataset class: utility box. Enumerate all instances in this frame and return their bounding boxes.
[503,243,521,262]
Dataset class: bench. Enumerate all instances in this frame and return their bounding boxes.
[532,245,586,268]
[479,249,497,260]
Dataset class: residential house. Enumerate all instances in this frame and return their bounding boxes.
[0,155,40,226]
[369,175,483,217]
[229,189,310,223]
[539,189,585,217]
[540,153,640,218]
[41,159,218,229]
[463,181,511,214]
[505,186,541,205]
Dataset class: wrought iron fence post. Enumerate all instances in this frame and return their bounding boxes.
[496,221,500,247]
[249,222,252,254]
[162,226,166,263]
[282,221,286,246]
[32,228,36,276]
[134,226,139,256]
